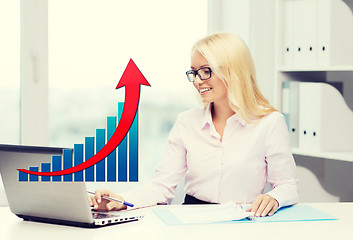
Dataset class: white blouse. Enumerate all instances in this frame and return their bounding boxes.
[122,105,299,209]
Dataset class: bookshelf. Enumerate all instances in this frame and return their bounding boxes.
[291,148,353,162]
[278,66,353,72]
[275,0,353,162]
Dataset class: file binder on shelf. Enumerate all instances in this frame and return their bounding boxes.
[276,0,353,160]
[282,0,295,67]
[317,0,353,67]
[279,0,353,68]
[281,81,300,148]
[292,0,317,67]
[298,82,353,152]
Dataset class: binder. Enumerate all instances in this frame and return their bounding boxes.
[282,0,353,68]
[282,81,299,147]
[298,82,321,150]
[292,0,305,67]
[298,82,353,151]
[316,0,353,66]
[301,0,317,67]
[282,0,295,67]
[292,0,317,67]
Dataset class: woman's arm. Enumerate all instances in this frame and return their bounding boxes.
[249,112,299,216]
[89,114,188,210]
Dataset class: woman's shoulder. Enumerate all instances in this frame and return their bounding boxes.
[259,110,286,126]
[263,110,284,120]
[169,107,205,138]
[176,107,205,122]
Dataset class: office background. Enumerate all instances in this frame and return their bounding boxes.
[1,0,352,206]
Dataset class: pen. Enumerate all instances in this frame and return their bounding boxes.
[87,190,134,207]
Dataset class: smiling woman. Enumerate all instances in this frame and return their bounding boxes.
[89,33,298,218]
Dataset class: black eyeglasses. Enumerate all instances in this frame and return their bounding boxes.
[186,67,212,82]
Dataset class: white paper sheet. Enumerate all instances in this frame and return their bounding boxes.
[168,202,253,224]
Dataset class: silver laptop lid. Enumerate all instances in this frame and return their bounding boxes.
[0,144,94,224]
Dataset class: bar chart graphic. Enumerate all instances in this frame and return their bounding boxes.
[19,102,139,182]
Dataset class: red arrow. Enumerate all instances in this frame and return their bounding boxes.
[18,59,150,176]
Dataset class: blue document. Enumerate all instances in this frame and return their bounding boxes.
[251,204,337,223]
[153,204,338,225]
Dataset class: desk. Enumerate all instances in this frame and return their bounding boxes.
[0,203,352,240]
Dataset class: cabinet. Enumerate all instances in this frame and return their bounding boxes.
[274,0,353,162]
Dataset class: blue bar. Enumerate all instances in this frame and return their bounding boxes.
[41,163,51,182]
[118,102,127,182]
[96,129,106,182]
[107,116,116,182]
[63,149,73,182]
[85,137,95,182]
[129,111,138,181]
[29,167,39,182]
[52,155,62,182]
[74,144,84,182]
[19,171,28,182]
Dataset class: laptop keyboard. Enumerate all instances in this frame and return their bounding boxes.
[92,212,119,219]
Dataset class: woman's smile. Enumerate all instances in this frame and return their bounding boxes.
[199,87,213,95]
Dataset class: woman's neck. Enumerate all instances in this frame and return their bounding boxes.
[211,102,235,122]
[210,102,235,142]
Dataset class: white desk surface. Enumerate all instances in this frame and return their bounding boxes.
[0,203,352,240]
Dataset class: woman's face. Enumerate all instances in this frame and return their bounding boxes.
[191,50,228,105]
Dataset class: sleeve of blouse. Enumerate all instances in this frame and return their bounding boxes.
[264,112,299,208]
[120,114,187,208]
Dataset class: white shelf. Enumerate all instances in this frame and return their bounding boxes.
[278,65,353,72]
[291,147,353,162]
[276,0,353,161]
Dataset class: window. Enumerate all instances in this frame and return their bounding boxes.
[0,0,20,145]
[48,0,208,188]
[0,0,20,206]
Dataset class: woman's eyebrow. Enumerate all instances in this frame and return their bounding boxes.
[191,64,210,70]
[199,64,210,68]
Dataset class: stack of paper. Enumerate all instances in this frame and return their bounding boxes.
[154,202,253,225]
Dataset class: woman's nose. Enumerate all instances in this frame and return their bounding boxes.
[194,75,203,85]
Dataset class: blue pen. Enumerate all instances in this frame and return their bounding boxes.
[87,190,134,207]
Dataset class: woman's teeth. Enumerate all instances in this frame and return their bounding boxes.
[200,88,212,94]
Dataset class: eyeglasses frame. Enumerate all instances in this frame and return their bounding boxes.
[186,67,212,82]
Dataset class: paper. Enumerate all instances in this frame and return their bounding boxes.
[154,202,253,224]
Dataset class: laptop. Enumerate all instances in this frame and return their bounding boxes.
[0,144,143,228]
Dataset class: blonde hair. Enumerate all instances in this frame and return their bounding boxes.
[192,33,277,123]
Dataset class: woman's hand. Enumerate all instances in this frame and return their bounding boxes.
[88,189,127,211]
[247,194,279,217]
